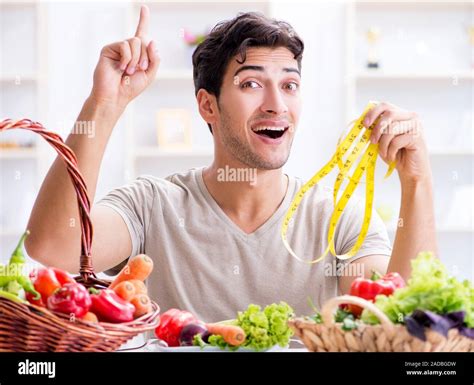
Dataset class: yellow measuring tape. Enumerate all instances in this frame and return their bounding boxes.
[281,101,396,264]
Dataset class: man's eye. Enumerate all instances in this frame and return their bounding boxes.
[241,81,260,89]
[285,82,299,91]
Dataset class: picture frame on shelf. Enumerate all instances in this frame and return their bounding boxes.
[156,108,192,150]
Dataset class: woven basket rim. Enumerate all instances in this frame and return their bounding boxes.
[0,296,160,336]
[288,316,473,342]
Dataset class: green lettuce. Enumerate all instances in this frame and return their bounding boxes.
[361,252,474,327]
[205,302,294,351]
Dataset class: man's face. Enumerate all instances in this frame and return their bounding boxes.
[215,47,301,170]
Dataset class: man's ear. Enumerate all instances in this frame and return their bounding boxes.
[197,89,218,129]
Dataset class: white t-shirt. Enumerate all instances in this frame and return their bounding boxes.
[97,167,391,322]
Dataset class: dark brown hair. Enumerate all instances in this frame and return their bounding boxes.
[192,12,304,133]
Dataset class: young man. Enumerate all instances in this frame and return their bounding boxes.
[26,7,437,321]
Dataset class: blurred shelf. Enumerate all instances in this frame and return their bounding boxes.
[388,225,473,233]
[155,69,193,81]
[355,1,473,9]
[437,226,473,233]
[133,146,213,158]
[0,74,38,83]
[0,147,38,159]
[0,228,25,237]
[139,1,270,11]
[0,1,37,7]
[428,148,474,156]
[436,226,473,233]
[355,71,474,81]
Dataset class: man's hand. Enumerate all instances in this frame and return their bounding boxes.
[363,102,431,185]
[361,101,437,280]
[90,5,160,109]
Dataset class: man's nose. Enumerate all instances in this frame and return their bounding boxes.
[260,85,288,115]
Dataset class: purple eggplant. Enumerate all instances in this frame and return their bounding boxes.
[405,310,474,341]
[179,322,210,346]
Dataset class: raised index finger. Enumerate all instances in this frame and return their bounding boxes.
[135,5,150,38]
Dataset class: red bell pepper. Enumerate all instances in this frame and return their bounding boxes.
[347,271,406,316]
[47,282,91,318]
[380,272,405,290]
[27,267,75,307]
[89,288,135,323]
[155,309,197,347]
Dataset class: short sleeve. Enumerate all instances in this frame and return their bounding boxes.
[95,176,155,259]
[334,197,392,265]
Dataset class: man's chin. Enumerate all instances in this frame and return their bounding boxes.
[250,155,289,171]
[225,139,291,170]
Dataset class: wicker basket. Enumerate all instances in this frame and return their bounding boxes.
[289,295,474,352]
[0,118,160,352]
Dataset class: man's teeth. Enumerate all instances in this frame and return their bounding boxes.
[252,126,287,132]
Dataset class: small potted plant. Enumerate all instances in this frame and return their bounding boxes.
[182,28,208,66]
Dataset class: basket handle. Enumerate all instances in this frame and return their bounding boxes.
[321,295,395,333]
[0,118,105,286]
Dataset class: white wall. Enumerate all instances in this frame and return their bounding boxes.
[43,2,130,199]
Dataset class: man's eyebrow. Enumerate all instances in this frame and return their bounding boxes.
[233,65,301,77]
[283,67,301,76]
[233,65,264,77]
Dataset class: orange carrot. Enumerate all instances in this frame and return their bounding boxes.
[130,294,152,318]
[206,324,246,346]
[113,281,136,301]
[82,312,98,323]
[128,279,148,295]
[109,254,154,289]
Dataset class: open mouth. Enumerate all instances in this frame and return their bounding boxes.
[251,126,289,139]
